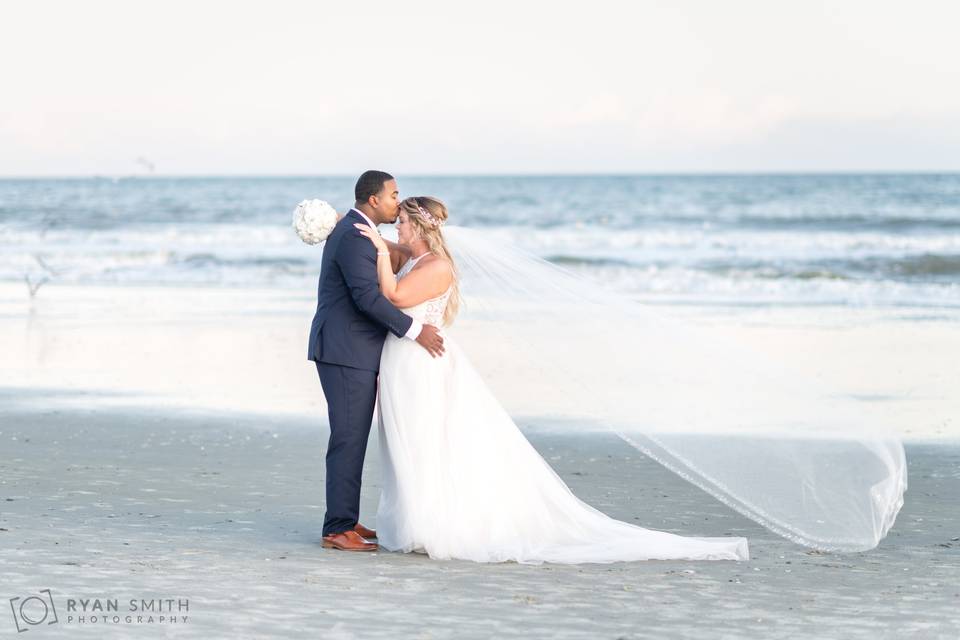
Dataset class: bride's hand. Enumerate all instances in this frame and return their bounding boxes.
[353,223,389,254]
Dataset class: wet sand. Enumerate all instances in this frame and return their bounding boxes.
[1,282,957,439]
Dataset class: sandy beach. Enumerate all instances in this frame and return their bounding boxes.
[1,404,957,638]
[2,282,958,638]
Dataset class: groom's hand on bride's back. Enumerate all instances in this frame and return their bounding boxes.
[416,324,445,358]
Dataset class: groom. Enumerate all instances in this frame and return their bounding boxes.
[307,170,445,552]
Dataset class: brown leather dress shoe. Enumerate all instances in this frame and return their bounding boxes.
[322,529,378,552]
[354,523,377,540]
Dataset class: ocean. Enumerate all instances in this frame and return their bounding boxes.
[2,174,958,308]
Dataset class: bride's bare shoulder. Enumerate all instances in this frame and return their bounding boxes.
[415,253,453,270]
[412,254,454,283]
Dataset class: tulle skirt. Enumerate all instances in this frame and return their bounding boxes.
[375,333,749,564]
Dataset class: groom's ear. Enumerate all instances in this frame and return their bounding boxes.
[356,192,379,210]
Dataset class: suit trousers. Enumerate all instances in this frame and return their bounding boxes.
[316,361,379,537]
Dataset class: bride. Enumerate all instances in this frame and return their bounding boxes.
[353,196,749,564]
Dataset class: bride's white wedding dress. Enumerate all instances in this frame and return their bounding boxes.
[375,254,749,564]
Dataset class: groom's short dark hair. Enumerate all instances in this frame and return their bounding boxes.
[355,170,394,203]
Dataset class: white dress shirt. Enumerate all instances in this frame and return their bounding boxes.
[349,208,423,341]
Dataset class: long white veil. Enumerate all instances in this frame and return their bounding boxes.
[440,225,906,552]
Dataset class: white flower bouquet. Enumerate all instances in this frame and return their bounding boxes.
[292,199,339,245]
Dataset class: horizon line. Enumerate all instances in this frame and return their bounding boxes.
[2,170,960,180]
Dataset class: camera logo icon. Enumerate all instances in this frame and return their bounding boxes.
[9,589,59,633]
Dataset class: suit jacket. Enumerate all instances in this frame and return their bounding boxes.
[307,210,414,371]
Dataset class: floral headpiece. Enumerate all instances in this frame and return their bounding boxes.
[415,204,444,228]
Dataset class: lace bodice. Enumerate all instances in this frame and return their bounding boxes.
[395,253,452,327]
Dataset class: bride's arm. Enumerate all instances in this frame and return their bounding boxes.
[352,224,400,299]
[354,224,452,307]
[341,210,408,274]
[382,260,452,307]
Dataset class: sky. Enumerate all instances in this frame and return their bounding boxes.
[1,0,958,175]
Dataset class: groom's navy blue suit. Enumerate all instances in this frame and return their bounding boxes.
[308,210,414,536]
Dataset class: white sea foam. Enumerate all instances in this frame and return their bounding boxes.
[4,222,959,307]
[2,174,958,308]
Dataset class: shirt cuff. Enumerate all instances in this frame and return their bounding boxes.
[404,319,422,341]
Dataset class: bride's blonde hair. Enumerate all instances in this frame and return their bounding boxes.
[401,196,461,325]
